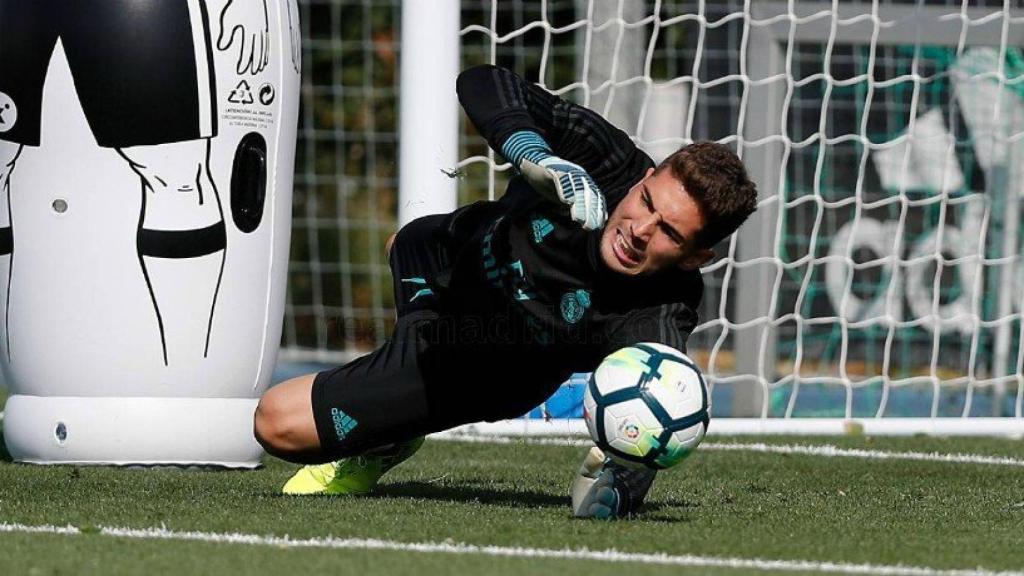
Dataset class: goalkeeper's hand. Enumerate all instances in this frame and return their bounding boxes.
[572,445,618,519]
[571,446,656,520]
[501,131,608,230]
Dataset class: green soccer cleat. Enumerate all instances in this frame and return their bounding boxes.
[281,436,425,496]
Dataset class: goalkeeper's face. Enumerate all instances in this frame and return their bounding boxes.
[600,167,714,276]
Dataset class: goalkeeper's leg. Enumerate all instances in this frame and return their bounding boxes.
[254,339,433,495]
[256,215,457,494]
[571,446,657,519]
[254,301,436,481]
[279,435,424,496]
[255,379,424,496]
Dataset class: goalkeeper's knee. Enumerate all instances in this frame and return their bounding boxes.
[254,374,325,464]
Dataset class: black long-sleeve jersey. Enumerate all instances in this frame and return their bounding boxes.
[420,65,704,424]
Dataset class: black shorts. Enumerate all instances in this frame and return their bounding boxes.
[311,215,458,458]
[310,213,570,458]
[0,0,217,147]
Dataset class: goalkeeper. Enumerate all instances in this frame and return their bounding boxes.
[254,64,757,519]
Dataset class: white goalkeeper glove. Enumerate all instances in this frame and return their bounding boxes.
[501,131,608,230]
[571,446,656,520]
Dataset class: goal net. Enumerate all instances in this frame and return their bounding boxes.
[285,0,1024,435]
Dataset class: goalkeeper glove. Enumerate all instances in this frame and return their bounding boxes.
[501,130,608,230]
[571,446,656,519]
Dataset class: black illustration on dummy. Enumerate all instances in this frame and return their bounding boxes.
[218,0,270,76]
[287,0,302,75]
[0,0,272,365]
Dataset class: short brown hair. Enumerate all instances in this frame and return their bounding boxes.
[657,141,758,249]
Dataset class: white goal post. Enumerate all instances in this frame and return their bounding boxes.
[398,1,1024,436]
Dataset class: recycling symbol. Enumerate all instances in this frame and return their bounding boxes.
[228,80,254,105]
[258,83,276,106]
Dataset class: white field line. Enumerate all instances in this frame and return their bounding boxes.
[0,522,1020,576]
[703,442,1024,467]
[433,434,1024,467]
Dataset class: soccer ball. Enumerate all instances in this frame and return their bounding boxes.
[583,343,710,470]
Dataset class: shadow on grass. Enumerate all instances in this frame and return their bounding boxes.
[636,499,700,523]
[372,479,569,509]
[0,420,10,462]
[373,482,695,523]
[364,480,693,522]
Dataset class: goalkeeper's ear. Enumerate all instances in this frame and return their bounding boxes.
[677,246,714,271]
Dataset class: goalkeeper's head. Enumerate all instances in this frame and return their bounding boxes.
[600,141,757,276]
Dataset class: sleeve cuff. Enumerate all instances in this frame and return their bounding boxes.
[500,130,552,167]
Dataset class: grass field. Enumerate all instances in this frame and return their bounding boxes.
[1,416,1023,576]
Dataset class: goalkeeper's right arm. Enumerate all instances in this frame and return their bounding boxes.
[455,64,654,200]
[498,130,607,230]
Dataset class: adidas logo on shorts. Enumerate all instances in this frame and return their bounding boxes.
[330,408,359,441]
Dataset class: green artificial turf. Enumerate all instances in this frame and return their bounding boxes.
[0,434,1022,575]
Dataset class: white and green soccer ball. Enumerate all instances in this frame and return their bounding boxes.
[583,343,710,470]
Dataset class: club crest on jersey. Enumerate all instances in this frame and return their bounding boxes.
[0,92,16,133]
[560,289,591,324]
